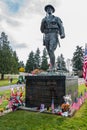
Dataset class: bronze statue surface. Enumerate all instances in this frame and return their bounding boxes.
[40,4,65,70]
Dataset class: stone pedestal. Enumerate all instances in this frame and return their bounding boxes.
[25,75,78,107]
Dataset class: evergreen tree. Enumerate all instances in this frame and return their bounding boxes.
[57,54,67,71]
[34,48,41,69]
[18,61,25,68]
[41,48,49,70]
[25,51,35,72]
[0,32,19,79]
[57,56,61,70]
[11,51,19,74]
[72,46,84,75]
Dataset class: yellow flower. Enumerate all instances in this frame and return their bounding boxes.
[0,108,4,112]
[19,67,25,72]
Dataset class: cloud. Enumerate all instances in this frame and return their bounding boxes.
[12,42,27,49]
[3,0,24,14]
[6,34,28,50]
[0,1,22,29]
[0,14,21,27]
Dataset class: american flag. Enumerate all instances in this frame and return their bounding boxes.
[83,44,87,86]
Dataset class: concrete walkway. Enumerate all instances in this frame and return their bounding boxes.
[0,84,25,91]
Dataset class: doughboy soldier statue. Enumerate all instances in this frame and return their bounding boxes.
[40,4,65,70]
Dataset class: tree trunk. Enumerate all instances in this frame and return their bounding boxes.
[1,73,4,80]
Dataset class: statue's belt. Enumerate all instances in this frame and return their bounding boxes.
[44,28,58,33]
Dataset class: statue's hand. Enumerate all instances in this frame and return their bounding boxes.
[60,34,65,39]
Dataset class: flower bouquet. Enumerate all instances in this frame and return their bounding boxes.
[61,103,70,112]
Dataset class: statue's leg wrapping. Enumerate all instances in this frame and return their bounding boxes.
[49,33,57,68]
[49,49,55,68]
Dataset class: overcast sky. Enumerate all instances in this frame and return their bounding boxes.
[0,0,87,64]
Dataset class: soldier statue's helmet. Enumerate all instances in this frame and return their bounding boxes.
[44,4,55,13]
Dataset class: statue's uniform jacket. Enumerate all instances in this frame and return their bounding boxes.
[40,15,65,48]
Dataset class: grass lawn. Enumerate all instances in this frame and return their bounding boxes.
[0,89,11,97]
[0,90,13,109]
[0,79,18,87]
[0,84,87,130]
[0,102,87,130]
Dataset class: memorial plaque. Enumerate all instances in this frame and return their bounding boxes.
[25,75,78,108]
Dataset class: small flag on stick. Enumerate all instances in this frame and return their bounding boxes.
[83,44,87,87]
[0,98,2,105]
[51,97,54,113]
